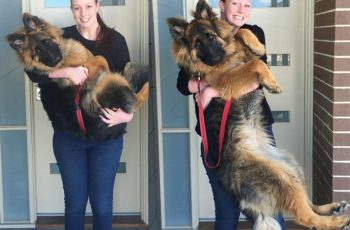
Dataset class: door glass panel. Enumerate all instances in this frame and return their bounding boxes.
[0,68,26,126]
[1,131,30,222]
[158,0,189,128]
[1,2,26,126]
[163,133,191,226]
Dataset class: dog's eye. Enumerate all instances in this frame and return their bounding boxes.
[195,40,202,48]
[35,47,41,54]
[207,34,215,40]
[42,39,50,44]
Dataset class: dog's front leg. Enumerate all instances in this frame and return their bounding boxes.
[83,56,110,80]
[236,29,266,58]
[208,59,282,100]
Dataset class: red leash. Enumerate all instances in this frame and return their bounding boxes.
[74,85,87,134]
[197,77,231,169]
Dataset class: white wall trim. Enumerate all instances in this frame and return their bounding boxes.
[187,1,199,229]
[25,0,37,225]
[303,0,314,197]
[151,0,166,228]
[140,0,149,224]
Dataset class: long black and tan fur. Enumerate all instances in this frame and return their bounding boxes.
[6,13,149,141]
[167,1,350,229]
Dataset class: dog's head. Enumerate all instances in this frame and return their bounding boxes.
[6,13,63,71]
[167,0,236,73]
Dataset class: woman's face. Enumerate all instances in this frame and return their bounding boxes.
[219,0,251,29]
[71,0,100,29]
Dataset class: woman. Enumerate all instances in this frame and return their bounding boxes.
[176,0,286,229]
[26,0,133,229]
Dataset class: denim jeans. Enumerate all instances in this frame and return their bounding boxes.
[201,124,286,230]
[53,131,123,230]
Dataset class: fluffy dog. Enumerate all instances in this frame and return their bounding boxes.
[167,1,350,229]
[7,13,149,141]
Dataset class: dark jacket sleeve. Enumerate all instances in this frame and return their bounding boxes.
[176,68,192,96]
[111,33,131,72]
[25,69,52,85]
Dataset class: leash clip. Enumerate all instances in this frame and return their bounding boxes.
[196,72,202,93]
[196,72,201,81]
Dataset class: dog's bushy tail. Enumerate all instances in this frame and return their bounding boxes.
[123,62,149,111]
[253,215,281,230]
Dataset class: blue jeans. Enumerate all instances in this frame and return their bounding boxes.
[53,131,123,230]
[201,125,286,230]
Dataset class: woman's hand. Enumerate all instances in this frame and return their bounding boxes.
[100,108,134,128]
[195,86,220,109]
[49,66,88,85]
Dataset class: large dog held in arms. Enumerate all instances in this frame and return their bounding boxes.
[167,1,350,229]
[6,13,149,141]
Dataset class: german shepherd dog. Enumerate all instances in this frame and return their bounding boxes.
[6,13,149,141]
[167,1,350,229]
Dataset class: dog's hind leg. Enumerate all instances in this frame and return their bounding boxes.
[311,201,348,216]
[122,63,149,110]
[134,82,149,111]
[283,182,350,229]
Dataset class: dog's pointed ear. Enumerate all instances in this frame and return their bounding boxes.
[6,32,26,51]
[193,0,217,20]
[23,12,44,33]
[167,17,188,43]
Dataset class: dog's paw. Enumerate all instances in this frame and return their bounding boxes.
[266,84,283,94]
[262,80,283,94]
[333,201,348,215]
[251,42,265,57]
[340,215,350,230]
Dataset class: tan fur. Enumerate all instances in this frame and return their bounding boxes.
[7,13,148,113]
[167,1,350,229]
[134,82,150,111]
[169,18,282,100]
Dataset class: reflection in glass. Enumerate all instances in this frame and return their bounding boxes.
[252,0,290,8]
[209,0,219,8]
[267,54,290,66]
[45,0,125,8]
[208,0,290,8]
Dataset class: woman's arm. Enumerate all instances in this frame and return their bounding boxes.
[177,67,219,109]
[48,66,88,85]
[25,66,88,85]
